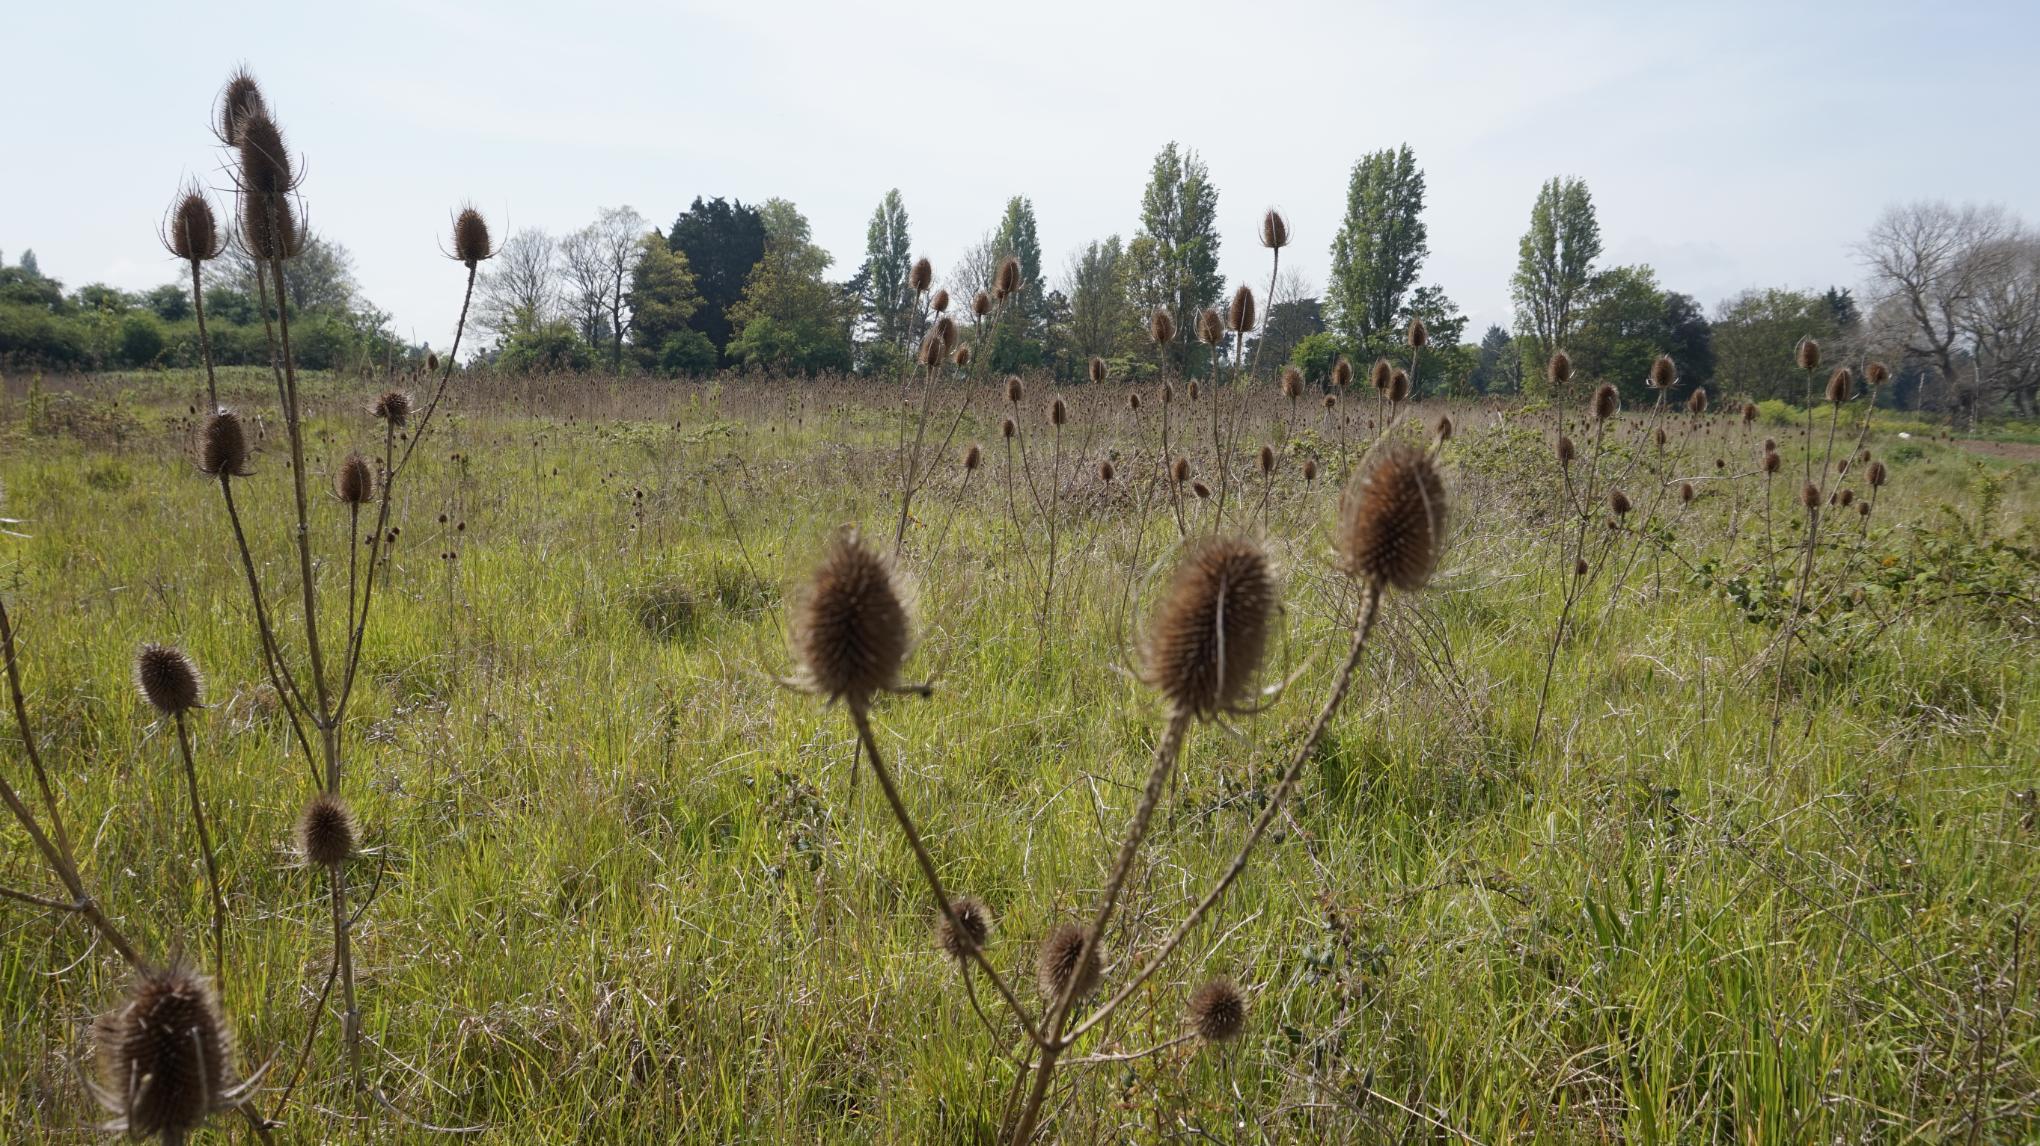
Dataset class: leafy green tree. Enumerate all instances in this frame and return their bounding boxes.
[118,312,165,366]
[1468,325,1522,394]
[627,231,703,371]
[1062,236,1132,364]
[500,319,595,373]
[1511,176,1602,390]
[1288,332,1344,387]
[1822,285,1861,331]
[222,232,359,315]
[859,189,914,348]
[1661,291,1715,393]
[1326,145,1428,347]
[1258,294,1323,373]
[669,197,767,362]
[143,283,191,322]
[1132,143,1222,375]
[727,199,852,374]
[1711,288,1838,403]
[1571,265,1668,402]
[1396,283,1470,395]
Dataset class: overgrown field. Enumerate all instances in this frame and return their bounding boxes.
[3,368,2038,1142]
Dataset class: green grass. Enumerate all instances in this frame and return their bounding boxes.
[2,372,2037,1142]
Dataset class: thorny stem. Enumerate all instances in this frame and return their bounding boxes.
[190,258,219,411]
[172,713,228,984]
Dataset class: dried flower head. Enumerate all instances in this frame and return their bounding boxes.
[1825,367,1853,405]
[951,345,971,368]
[1150,308,1176,345]
[1649,354,1677,389]
[930,287,950,314]
[1001,417,1017,440]
[1127,392,1141,411]
[1687,387,1709,415]
[1369,358,1393,392]
[164,188,224,262]
[92,964,251,1138]
[1097,459,1115,482]
[297,791,356,867]
[1796,338,1820,371]
[936,897,992,961]
[334,454,373,506]
[1142,537,1276,718]
[1866,459,1887,487]
[994,255,1023,301]
[916,332,944,369]
[200,410,252,477]
[452,206,494,267]
[1227,285,1256,333]
[135,644,202,715]
[1302,457,1318,482]
[963,443,982,472]
[1338,444,1447,592]
[1679,481,1695,504]
[373,390,412,427]
[1089,356,1107,385]
[1160,382,1174,404]
[1434,414,1453,443]
[237,190,302,259]
[1865,361,1890,386]
[1608,488,1632,516]
[1006,375,1024,404]
[1260,208,1289,250]
[1838,487,1855,507]
[1281,366,1303,399]
[1197,308,1224,346]
[1762,450,1782,474]
[934,314,959,353]
[909,257,933,294]
[792,529,911,706]
[1408,317,1429,350]
[1050,397,1068,426]
[1036,924,1102,1001]
[1322,394,1336,409]
[1258,444,1276,475]
[966,289,990,318]
[215,68,267,146]
[1591,383,1619,422]
[1555,435,1576,466]
[235,111,295,198]
[1797,481,1821,509]
[1388,369,1410,404]
[1172,457,1190,484]
[1188,978,1246,1042]
[1548,351,1573,386]
[1742,402,1758,423]
[1192,480,1211,499]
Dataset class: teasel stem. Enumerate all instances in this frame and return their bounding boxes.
[892,356,940,554]
[1009,584,1387,1144]
[1039,412,1063,623]
[1767,498,1822,769]
[1250,248,1279,379]
[216,477,318,785]
[189,258,219,411]
[172,711,229,984]
[1529,415,1608,758]
[845,702,1041,1046]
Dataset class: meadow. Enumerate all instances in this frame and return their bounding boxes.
[1,357,2036,1143]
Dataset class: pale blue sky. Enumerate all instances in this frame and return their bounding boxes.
[8,0,2036,352]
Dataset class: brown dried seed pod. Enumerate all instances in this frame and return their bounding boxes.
[1127,392,1141,411]
[1591,383,1619,422]
[916,331,945,369]
[1097,459,1115,482]
[165,188,223,262]
[1654,427,1667,448]
[1338,444,1447,592]
[1088,356,1107,385]
[1574,557,1589,576]
[1369,358,1393,392]
[1865,361,1890,386]
[1188,978,1247,1042]
[929,287,950,314]
[452,206,494,267]
[1149,308,1176,346]
[1434,414,1453,443]
[1197,307,1224,346]
[1260,208,1289,250]
[792,530,911,705]
[1322,394,1337,409]
[1838,487,1855,507]
[1796,338,1820,371]
[237,190,302,259]
[1388,369,1410,404]
[971,289,992,317]
[1556,435,1576,466]
[1302,457,1318,482]
[1160,382,1174,404]
[1037,924,1102,1001]
[1608,488,1632,516]
[1825,367,1852,404]
[1332,357,1353,388]
[135,644,202,715]
[936,897,991,961]
[93,964,244,1139]
[1858,500,1872,517]
[1548,351,1573,386]
[1838,458,1851,476]
[215,68,267,146]
[994,255,1023,301]
[963,443,981,472]
[236,111,295,197]
[334,453,373,506]
[200,410,252,477]
[1006,376,1024,404]
[1171,457,1190,484]
[1408,317,1429,349]
[1801,482,1821,509]
[1649,354,1677,389]
[909,258,933,294]
[951,345,971,368]
[1001,417,1017,440]
[1281,366,1303,399]
[1866,460,1887,487]
[1050,397,1067,427]
[1680,481,1695,504]
[297,792,357,867]
[934,315,959,353]
[1141,538,1275,719]
[373,390,412,426]
[1742,402,1758,423]
[1687,387,1708,415]
[1763,450,1782,474]
[1258,444,1276,475]
[1187,380,1200,401]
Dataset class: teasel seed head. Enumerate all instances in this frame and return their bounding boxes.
[1302,457,1318,482]
[1680,481,1695,504]
[930,287,950,314]
[1838,458,1851,476]
[1408,317,1429,349]
[1127,392,1141,411]
[373,389,412,427]
[1322,394,1336,409]
[297,791,357,867]
[1141,537,1275,718]
[1865,361,1890,387]
[1097,459,1114,482]
[792,529,911,706]
[135,644,202,716]
[1575,557,1590,577]
[1258,444,1276,476]
[971,289,992,317]
[1742,402,1758,423]
[1187,380,1200,401]
[1172,457,1190,484]
[164,188,224,263]
[1434,414,1453,443]
[200,410,253,477]
[92,964,246,1138]
[936,897,992,962]
[426,352,440,373]
[1654,427,1667,448]
[916,331,944,369]
[1548,351,1573,386]
[1556,435,1576,467]
[1001,417,1016,440]
[1160,382,1174,404]
[1858,499,1872,517]
[1763,450,1782,474]
[452,206,494,268]
[334,453,374,506]
[1338,443,1447,592]
[1260,208,1289,250]
[1825,367,1852,404]
[1687,387,1709,415]
[1796,338,1820,371]
[237,190,302,259]
[1149,308,1176,345]
[1050,397,1067,427]
[1192,480,1211,499]
[1608,488,1632,517]
[1857,448,1872,463]
[1006,375,1024,404]
[1649,354,1677,389]
[235,110,295,198]
[1332,357,1353,388]
[1037,923,1103,1001]
[1591,383,1619,422]
[1866,459,1887,487]
[1838,487,1855,507]
[1388,369,1410,404]
[1281,366,1303,399]
[909,258,933,294]
[994,255,1023,301]
[215,68,267,146]
[1369,357,1393,392]
[963,443,981,472]
[1188,977,1247,1043]
[1798,482,1821,509]
[1088,356,1107,385]
[1197,307,1224,346]
[951,345,971,368]
[1762,437,1777,452]
[1227,286,1256,333]
[934,314,959,353]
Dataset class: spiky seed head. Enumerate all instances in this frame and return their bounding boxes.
[1575,557,1590,577]
[373,390,412,427]
[934,315,959,353]
[1187,380,1200,401]
[200,410,252,477]
[1388,369,1410,404]
[1197,308,1224,346]
[1548,351,1573,386]
[1171,457,1190,484]
[1049,397,1068,427]
[1858,500,1872,517]
[1763,450,1782,474]
[165,189,223,262]
[970,289,992,317]
[235,111,294,198]
[1649,354,1677,389]
[237,190,302,259]
[1160,383,1174,404]
[452,206,494,267]
[1408,317,1429,349]
[951,345,971,368]
[1322,394,1336,409]
[909,258,933,294]
[1126,392,1141,413]
[135,644,202,715]
[1227,285,1256,334]
[994,255,1023,301]
[1796,338,1820,371]
[1260,208,1289,250]
[215,68,267,145]
[1762,437,1777,452]
[1801,482,1821,509]
[1556,435,1576,466]
[1332,357,1353,388]
[1188,978,1246,1042]
[1036,924,1102,1001]
[1302,457,1318,482]
[963,443,981,472]
[1866,459,1887,487]
[426,352,440,373]
[1654,427,1667,448]
[1591,383,1619,422]
[297,792,356,867]
[1369,358,1393,392]
[1857,448,1872,463]
[1435,414,1453,443]
[1825,367,1853,404]
[1715,457,1725,470]
[1098,459,1115,482]
[1192,480,1211,499]
[930,288,950,314]
[1006,375,1024,404]
[93,964,242,1138]
[1687,387,1709,415]
[1001,417,1016,440]
[1142,538,1275,718]
[1838,458,1851,476]
[793,530,910,706]
[1258,444,1276,475]
[1742,402,1758,423]
[1608,488,1632,516]
[936,897,991,961]
[334,454,373,506]
[1680,481,1695,504]
[1149,308,1176,346]
[1838,487,1855,507]
[916,331,945,369]
[1338,444,1447,592]
[1866,361,1890,386]
[1088,356,1107,385]
[1281,367,1303,399]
